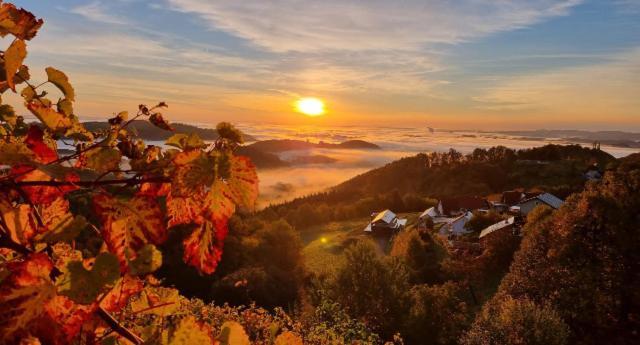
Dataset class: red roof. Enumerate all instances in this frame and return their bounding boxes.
[501,191,522,206]
[439,196,489,215]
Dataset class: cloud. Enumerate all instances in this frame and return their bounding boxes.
[166,0,582,52]
[472,47,640,121]
[70,1,128,24]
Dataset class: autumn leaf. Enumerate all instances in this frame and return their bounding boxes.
[130,286,179,316]
[225,155,259,210]
[99,275,144,313]
[26,102,73,133]
[11,166,77,204]
[0,196,37,245]
[0,253,56,342]
[93,194,167,270]
[0,141,35,166]
[182,218,228,275]
[217,321,250,345]
[166,133,205,150]
[4,38,27,91]
[203,180,236,222]
[40,295,96,344]
[57,253,120,304]
[56,98,73,117]
[129,244,163,276]
[25,125,57,163]
[77,146,121,173]
[0,103,17,126]
[168,316,215,345]
[149,113,174,131]
[167,191,205,228]
[275,331,304,345]
[45,67,75,102]
[0,3,44,40]
[172,150,216,196]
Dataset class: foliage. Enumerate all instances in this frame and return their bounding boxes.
[0,3,259,343]
[485,163,640,344]
[461,297,569,345]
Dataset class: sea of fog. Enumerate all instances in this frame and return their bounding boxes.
[224,124,637,207]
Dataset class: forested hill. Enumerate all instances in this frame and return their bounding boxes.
[260,144,617,228]
[82,121,256,141]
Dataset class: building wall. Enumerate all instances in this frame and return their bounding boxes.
[520,199,543,215]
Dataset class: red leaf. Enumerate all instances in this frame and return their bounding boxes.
[0,3,44,40]
[182,218,228,275]
[93,194,167,271]
[25,125,57,163]
[99,275,144,313]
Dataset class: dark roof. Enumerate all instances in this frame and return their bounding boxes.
[439,197,489,215]
[501,191,522,206]
[522,191,543,200]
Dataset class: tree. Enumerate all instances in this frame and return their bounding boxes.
[0,3,259,343]
[461,297,569,345]
[391,229,442,284]
[493,165,640,344]
[403,282,471,345]
[332,240,410,339]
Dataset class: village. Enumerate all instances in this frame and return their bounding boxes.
[363,190,565,248]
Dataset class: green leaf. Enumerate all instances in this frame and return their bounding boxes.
[129,244,163,276]
[217,321,250,345]
[166,133,204,150]
[57,252,120,304]
[4,38,27,92]
[46,67,75,101]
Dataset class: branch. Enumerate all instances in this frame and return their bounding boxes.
[97,307,144,345]
[5,177,170,188]
[0,234,32,256]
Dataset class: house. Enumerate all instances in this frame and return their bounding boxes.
[501,191,523,206]
[364,209,407,235]
[518,193,564,215]
[436,197,489,217]
[439,211,473,237]
[418,206,451,227]
[479,217,517,242]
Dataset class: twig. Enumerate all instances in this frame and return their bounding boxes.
[97,307,144,345]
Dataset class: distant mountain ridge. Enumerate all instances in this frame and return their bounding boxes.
[82,121,256,141]
[247,139,381,152]
[495,129,640,148]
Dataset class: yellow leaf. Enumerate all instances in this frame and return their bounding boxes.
[169,316,215,345]
[0,197,36,245]
[46,67,75,101]
[5,38,26,91]
[26,102,73,133]
[217,321,250,345]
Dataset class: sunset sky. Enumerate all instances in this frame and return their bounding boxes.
[6,1,640,130]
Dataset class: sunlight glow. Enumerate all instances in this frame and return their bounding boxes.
[295,97,325,116]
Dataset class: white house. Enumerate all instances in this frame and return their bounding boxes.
[439,211,473,237]
[518,193,564,216]
[364,210,407,234]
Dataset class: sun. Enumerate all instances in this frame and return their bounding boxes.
[295,97,325,116]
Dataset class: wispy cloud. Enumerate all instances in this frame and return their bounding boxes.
[473,47,640,121]
[70,1,128,25]
[166,0,582,52]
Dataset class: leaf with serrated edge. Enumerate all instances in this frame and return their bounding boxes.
[93,194,167,270]
[226,155,259,210]
[182,218,228,275]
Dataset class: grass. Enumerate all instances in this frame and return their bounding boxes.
[301,213,421,276]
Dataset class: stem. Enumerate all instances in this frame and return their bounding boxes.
[5,176,170,187]
[97,307,144,345]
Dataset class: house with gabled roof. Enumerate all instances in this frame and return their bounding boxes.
[439,211,473,237]
[364,209,407,235]
[518,192,563,215]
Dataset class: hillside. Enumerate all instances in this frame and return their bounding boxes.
[247,139,381,152]
[260,144,618,229]
[82,121,256,141]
